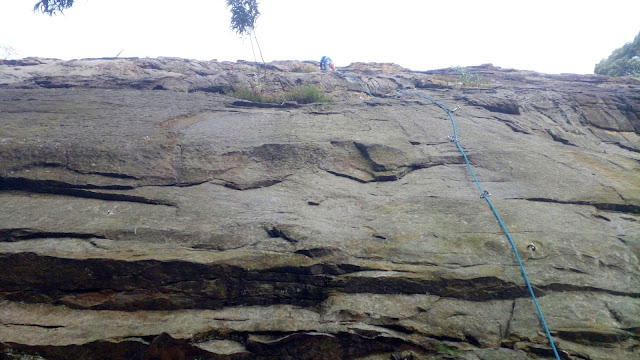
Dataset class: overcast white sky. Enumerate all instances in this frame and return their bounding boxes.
[1,0,639,74]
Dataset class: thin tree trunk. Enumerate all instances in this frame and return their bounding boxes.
[253,30,267,81]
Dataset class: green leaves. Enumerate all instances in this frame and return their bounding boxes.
[226,0,260,35]
[595,31,640,77]
[32,0,262,39]
[0,45,16,60]
[33,0,75,16]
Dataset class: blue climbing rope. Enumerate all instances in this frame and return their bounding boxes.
[330,79,562,357]
[398,89,561,360]
[335,71,374,97]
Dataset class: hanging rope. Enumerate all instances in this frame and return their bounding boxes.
[252,30,267,82]
[398,89,561,360]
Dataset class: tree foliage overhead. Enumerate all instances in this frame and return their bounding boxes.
[594,31,640,77]
[34,0,261,37]
[226,0,260,35]
[34,0,75,15]
[1,45,17,60]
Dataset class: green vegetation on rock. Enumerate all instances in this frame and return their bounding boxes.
[290,65,316,73]
[226,84,331,104]
[283,84,332,103]
[595,31,640,77]
[452,66,491,88]
[436,343,462,355]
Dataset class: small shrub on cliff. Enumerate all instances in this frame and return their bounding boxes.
[290,64,316,73]
[452,66,490,88]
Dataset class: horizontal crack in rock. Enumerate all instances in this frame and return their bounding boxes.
[1,175,135,190]
[324,169,369,183]
[3,323,65,329]
[0,229,106,242]
[1,177,176,207]
[222,178,285,190]
[3,253,636,312]
[540,283,640,298]
[0,329,430,360]
[517,197,640,215]
[608,141,640,153]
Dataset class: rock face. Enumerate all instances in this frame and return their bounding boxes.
[0,57,639,360]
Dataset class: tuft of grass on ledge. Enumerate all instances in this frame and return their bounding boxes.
[225,87,275,103]
[290,64,316,73]
[436,343,461,355]
[283,85,332,104]
[226,85,331,104]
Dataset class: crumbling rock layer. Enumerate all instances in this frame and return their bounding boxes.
[0,58,639,360]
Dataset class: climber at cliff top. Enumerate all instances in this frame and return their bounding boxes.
[320,56,335,71]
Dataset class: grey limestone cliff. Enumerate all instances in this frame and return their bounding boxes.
[0,57,639,360]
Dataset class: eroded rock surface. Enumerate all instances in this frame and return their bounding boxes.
[0,58,639,359]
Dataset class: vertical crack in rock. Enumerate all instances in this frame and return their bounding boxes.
[503,300,517,340]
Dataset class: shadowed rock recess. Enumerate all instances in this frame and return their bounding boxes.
[0,58,639,360]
